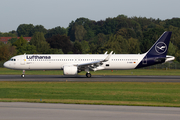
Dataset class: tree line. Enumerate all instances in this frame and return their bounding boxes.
[0,14,180,62]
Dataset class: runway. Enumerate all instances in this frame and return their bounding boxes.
[0,102,180,120]
[0,75,180,82]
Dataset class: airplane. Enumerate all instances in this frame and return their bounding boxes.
[3,31,175,78]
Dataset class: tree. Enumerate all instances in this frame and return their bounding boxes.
[127,37,141,54]
[88,33,108,54]
[9,30,18,36]
[17,24,34,37]
[30,25,47,36]
[45,26,67,38]
[164,18,180,28]
[30,32,50,53]
[68,24,87,42]
[116,28,136,39]
[13,36,27,49]
[167,25,180,48]
[105,34,129,54]
[46,34,73,54]
[81,40,90,54]
[102,18,119,35]
[0,42,16,61]
[74,25,87,42]
[12,36,37,54]
[175,50,180,62]
[8,37,18,44]
[17,44,37,55]
[72,41,82,54]
[47,48,64,54]
[68,18,96,41]
[167,42,177,56]
[0,32,17,37]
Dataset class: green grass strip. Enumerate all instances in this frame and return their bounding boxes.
[0,82,180,107]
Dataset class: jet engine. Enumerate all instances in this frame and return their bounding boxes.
[63,65,78,75]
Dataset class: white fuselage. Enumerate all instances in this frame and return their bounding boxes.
[4,54,145,70]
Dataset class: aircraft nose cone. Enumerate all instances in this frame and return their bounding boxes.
[3,62,9,68]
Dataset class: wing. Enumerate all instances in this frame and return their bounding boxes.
[73,51,113,71]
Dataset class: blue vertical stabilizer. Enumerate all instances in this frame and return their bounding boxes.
[136,31,172,68]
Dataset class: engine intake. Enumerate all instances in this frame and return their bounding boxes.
[63,65,78,75]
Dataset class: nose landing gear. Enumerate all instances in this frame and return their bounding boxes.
[21,70,25,78]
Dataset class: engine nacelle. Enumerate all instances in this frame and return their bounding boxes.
[63,65,78,75]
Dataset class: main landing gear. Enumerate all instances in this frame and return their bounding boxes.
[85,68,91,78]
[21,70,25,78]
[86,73,91,78]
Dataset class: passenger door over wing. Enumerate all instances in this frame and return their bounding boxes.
[20,55,25,65]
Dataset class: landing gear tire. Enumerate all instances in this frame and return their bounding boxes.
[21,74,25,78]
[21,70,25,78]
[86,73,91,78]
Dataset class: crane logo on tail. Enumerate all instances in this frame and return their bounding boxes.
[155,42,167,54]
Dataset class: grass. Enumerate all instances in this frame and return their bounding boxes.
[0,82,180,107]
[1,67,180,76]
[1,68,180,107]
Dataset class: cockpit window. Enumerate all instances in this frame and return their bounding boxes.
[10,59,16,61]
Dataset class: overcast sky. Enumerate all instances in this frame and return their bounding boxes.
[0,0,179,32]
